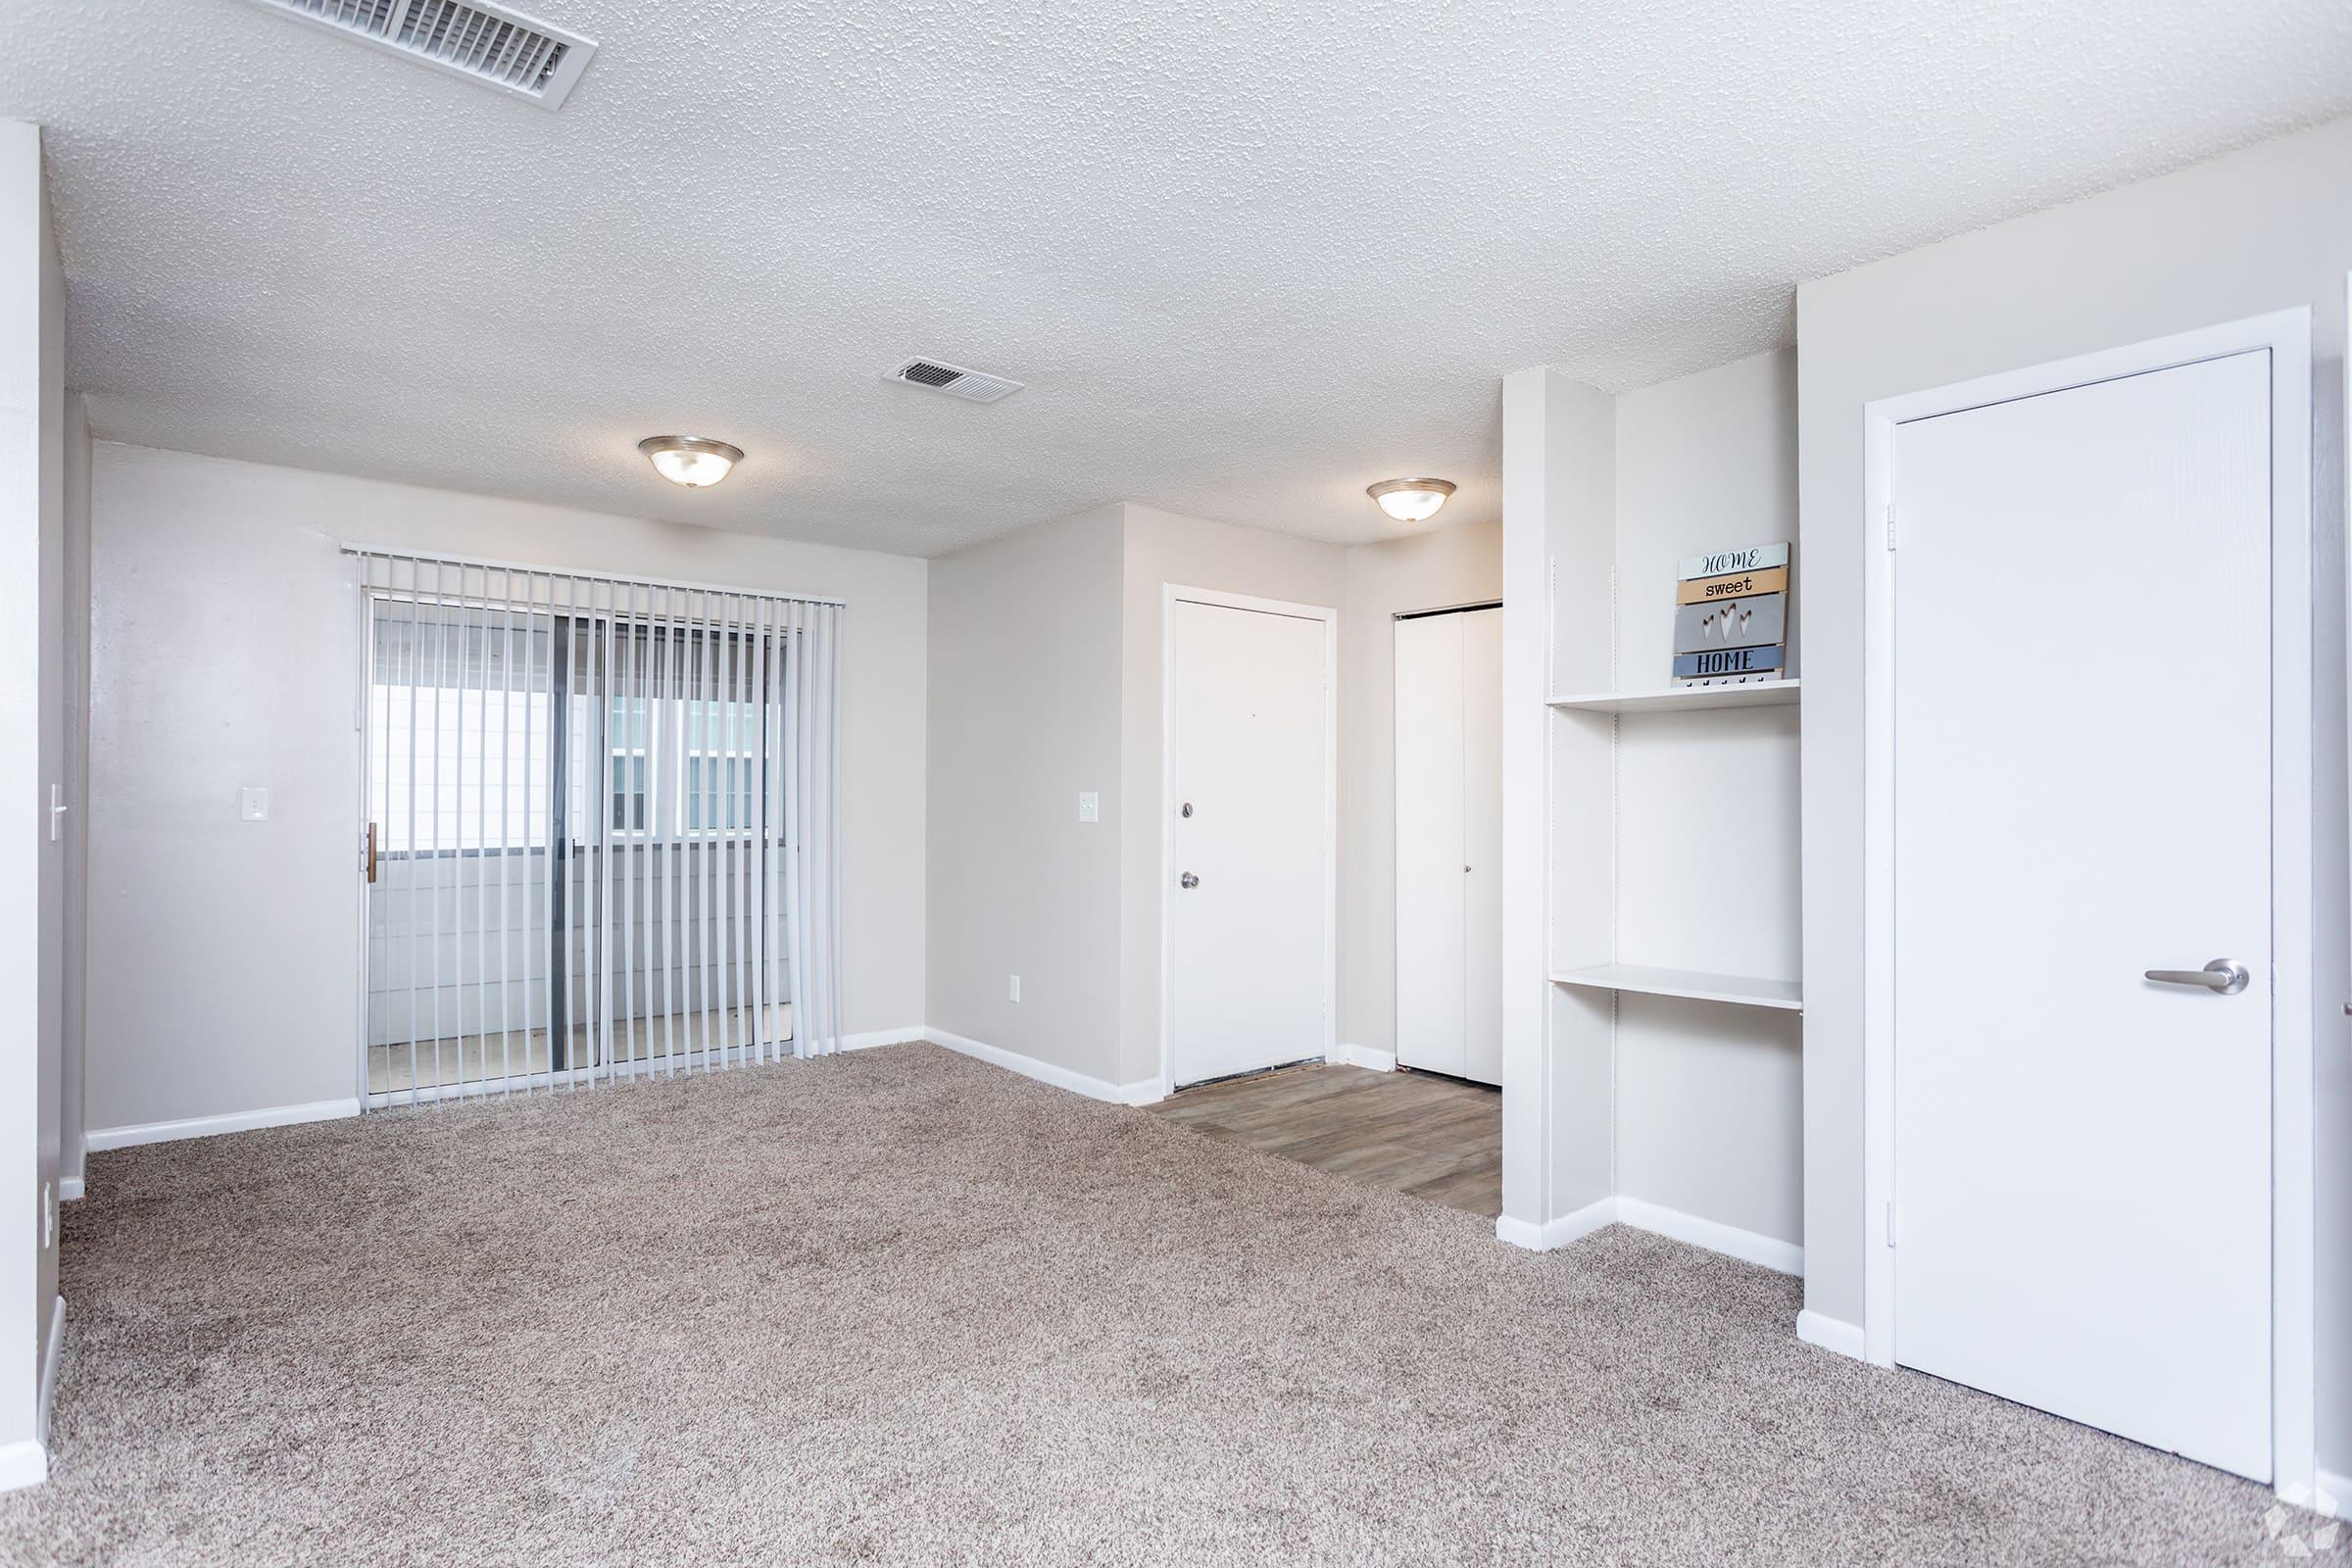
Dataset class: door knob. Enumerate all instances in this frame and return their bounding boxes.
[1180,872,1200,889]
[2143,958,2249,995]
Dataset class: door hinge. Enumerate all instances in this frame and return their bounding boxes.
[1884,503,1897,552]
[1884,1200,1897,1249]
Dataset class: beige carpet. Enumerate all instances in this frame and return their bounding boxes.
[0,1044,2301,1565]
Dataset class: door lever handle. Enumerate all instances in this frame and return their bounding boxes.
[2143,958,2248,995]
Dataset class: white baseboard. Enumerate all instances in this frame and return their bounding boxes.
[1616,1197,1803,1277]
[85,1098,361,1152]
[56,1177,81,1203]
[1795,1308,1867,1361]
[922,1028,1156,1106]
[0,1439,43,1494]
[36,1296,63,1446]
[838,1027,925,1052]
[1494,1194,1617,1251]
[1496,1194,1804,1279]
[1117,1077,1169,1106]
[1328,1043,1396,1073]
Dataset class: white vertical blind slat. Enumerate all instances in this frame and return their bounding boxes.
[619,579,639,1084]
[788,596,813,1059]
[701,594,720,1068]
[430,559,449,1098]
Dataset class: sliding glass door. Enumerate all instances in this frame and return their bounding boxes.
[355,557,842,1106]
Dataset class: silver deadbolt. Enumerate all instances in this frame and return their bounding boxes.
[1180,872,1200,889]
[2143,958,2250,995]
[1180,802,1194,818]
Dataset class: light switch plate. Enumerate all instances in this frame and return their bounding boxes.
[240,786,270,822]
[1008,974,1021,1003]
[1078,792,1099,823]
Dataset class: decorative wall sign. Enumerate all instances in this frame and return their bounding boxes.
[1674,595,1786,653]
[1675,542,1790,685]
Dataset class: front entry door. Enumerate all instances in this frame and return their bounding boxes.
[1890,347,2274,1478]
[1165,595,1332,1088]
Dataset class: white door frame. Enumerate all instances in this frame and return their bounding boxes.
[1859,309,2314,1497]
[1157,584,1340,1090]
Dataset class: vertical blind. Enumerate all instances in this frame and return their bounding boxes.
[348,549,845,1105]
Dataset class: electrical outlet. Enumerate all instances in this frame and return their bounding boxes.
[1008,974,1021,1003]
[239,786,271,822]
[1077,792,1099,823]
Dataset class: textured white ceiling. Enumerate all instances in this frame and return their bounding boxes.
[3,2,2348,554]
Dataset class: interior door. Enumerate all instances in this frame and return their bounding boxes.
[1891,348,2273,1479]
[1166,596,1331,1088]
[1395,612,1467,1077]
[1457,607,1503,1084]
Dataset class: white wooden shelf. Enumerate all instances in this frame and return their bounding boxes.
[1549,963,1803,1012]
[1545,678,1799,715]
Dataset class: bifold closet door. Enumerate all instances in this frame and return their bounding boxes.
[1396,613,1468,1077]
[1457,607,1502,1084]
[1396,607,1502,1086]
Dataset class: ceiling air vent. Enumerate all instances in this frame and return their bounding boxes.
[246,0,598,110]
[884,357,1025,405]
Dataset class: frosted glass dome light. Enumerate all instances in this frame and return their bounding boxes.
[639,435,745,489]
[1367,477,1455,523]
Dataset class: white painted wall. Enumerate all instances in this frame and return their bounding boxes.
[1795,116,2352,1470]
[1116,504,1348,1089]
[1338,521,1501,1061]
[0,117,64,1485]
[83,443,927,1137]
[1612,349,1802,1249]
[925,505,1125,1083]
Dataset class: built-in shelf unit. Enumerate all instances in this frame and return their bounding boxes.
[1501,350,1806,1265]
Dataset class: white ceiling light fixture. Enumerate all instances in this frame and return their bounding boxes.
[638,435,744,489]
[1367,477,1456,524]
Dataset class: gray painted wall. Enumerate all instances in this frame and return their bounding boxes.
[1795,116,2352,1468]
[925,505,1127,1082]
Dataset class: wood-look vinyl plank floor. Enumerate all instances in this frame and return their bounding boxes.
[1149,1062,1501,1219]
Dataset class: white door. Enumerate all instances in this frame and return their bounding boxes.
[1166,596,1332,1087]
[1395,607,1503,1086]
[1891,348,2273,1479]
[1458,608,1503,1084]
[1396,612,1467,1076]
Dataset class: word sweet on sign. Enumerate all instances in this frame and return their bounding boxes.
[1673,542,1790,686]
[1676,565,1788,604]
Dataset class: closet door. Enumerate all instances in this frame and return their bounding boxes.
[1458,608,1503,1085]
[1395,613,1467,1077]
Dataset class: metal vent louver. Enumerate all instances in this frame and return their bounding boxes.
[247,0,598,110]
[884,357,1025,404]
